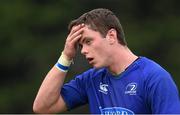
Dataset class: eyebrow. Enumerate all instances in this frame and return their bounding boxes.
[79,37,91,45]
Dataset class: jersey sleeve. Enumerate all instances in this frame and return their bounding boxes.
[60,70,92,110]
[146,68,180,114]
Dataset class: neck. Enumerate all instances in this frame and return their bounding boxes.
[107,46,138,75]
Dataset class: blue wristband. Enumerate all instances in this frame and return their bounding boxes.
[55,62,69,72]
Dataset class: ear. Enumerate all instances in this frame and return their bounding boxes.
[106,29,117,45]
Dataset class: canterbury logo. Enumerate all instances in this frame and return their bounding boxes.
[99,82,108,94]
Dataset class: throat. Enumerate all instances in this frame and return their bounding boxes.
[108,56,139,76]
[109,68,125,76]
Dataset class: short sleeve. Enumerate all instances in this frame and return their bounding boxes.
[146,69,180,114]
[60,71,90,110]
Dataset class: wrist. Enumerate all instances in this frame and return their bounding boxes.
[58,52,72,66]
[55,52,73,72]
[62,51,74,61]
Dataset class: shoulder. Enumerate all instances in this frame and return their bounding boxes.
[71,68,107,91]
[75,67,107,81]
[137,57,171,79]
[135,57,174,90]
[137,57,176,91]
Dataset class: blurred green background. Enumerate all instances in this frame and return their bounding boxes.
[0,0,180,113]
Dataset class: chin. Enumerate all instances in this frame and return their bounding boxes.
[92,63,105,69]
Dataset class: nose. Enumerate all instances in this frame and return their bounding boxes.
[81,45,88,55]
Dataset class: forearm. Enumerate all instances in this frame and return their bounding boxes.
[33,66,67,113]
[33,24,84,113]
[33,52,73,113]
[35,66,65,105]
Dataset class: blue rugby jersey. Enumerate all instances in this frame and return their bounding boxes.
[61,57,180,114]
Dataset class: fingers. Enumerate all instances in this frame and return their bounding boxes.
[63,23,85,59]
[68,27,83,42]
[68,24,85,41]
[70,34,82,46]
[69,23,85,36]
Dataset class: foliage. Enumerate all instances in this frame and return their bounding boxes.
[0,0,179,113]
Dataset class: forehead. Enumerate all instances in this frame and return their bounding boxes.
[79,25,102,43]
[83,25,96,35]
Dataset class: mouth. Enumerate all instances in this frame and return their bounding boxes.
[86,57,94,64]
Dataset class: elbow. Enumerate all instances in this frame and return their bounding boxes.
[33,100,47,113]
[33,101,41,113]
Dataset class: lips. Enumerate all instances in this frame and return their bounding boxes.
[86,57,94,64]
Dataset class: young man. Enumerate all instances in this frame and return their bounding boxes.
[33,8,180,114]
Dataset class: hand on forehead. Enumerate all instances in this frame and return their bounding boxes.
[71,23,85,31]
[71,24,88,42]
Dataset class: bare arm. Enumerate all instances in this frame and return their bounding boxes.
[33,24,84,113]
[33,66,68,113]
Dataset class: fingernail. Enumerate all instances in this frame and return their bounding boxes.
[81,23,84,26]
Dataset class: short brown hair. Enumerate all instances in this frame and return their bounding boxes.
[68,8,127,46]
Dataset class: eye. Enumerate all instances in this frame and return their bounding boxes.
[85,39,92,45]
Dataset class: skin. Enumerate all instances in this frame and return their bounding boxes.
[79,25,138,74]
[33,24,85,113]
[79,25,112,68]
[33,23,138,113]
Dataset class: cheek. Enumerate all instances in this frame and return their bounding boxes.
[91,39,109,58]
[93,45,108,58]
